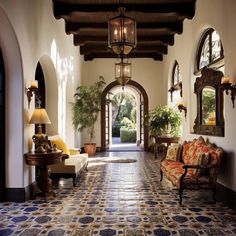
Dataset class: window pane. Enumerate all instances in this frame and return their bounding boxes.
[173,63,181,85]
[199,34,210,69]
[212,31,222,61]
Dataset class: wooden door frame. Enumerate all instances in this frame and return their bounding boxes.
[101,80,149,151]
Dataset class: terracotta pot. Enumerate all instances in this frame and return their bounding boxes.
[84,143,96,156]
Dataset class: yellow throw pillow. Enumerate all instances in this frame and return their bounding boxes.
[50,137,70,155]
[166,144,181,161]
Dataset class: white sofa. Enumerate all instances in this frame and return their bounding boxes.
[48,136,88,186]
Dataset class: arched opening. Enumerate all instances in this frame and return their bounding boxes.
[0,6,24,202]
[0,48,5,201]
[101,80,149,151]
[108,86,141,151]
[38,55,59,136]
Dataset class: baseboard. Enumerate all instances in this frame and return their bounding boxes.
[5,182,37,202]
[216,182,236,211]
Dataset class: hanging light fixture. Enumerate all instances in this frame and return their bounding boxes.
[115,57,131,86]
[108,7,137,56]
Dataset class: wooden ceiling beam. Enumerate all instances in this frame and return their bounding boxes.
[80,44,168,55]
[74,34,174,46]
[53,1,195,19]
[52,0,196,60]
[65,22,183,35]
[84,52,163,61]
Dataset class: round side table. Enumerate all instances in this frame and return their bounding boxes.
[24,150,62,201]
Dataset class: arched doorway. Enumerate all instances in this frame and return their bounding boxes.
[101,80,149,151]
[0,49,5,201]
[0,5,24,202]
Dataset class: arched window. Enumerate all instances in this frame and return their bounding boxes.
[196,28,224,72]
[169,61,182,103]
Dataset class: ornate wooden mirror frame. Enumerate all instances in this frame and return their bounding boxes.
[193,67,224,136]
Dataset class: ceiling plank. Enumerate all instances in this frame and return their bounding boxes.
[80,44,168,55]
[74,34,174,46]
[65,22,183,35]
[84,52,163,61]
[53,1,195,19]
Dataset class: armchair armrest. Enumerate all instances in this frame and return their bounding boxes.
[61,154,69,161]
[69,148,80,155]
[180,163,218,183]
[183,163,217,170]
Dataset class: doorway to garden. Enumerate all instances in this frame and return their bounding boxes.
[110,88,141,151]
[101,80,149,151]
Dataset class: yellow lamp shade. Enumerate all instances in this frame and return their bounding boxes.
[29,108,51,124]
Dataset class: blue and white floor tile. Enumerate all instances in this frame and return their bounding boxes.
[0,152,236,236]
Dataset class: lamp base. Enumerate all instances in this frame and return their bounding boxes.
[35,144,47,153]
[32,133,47,153]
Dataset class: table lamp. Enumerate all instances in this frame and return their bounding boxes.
[29,108,51,153]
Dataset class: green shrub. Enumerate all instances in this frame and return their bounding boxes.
[120,117,135,129]
[112,122,121,137]
[120,127,136,142]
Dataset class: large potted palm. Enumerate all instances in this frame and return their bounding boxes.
[72,76,106,156]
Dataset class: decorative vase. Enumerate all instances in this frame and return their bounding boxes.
[84,143,96,156]
[163,122,171,137]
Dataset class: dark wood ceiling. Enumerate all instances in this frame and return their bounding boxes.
[52,0,196,61]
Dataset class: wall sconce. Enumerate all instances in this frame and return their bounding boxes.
[221,76,236,108]
[177,103,187,120]
[26,80,38,109]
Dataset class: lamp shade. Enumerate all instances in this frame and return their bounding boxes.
[108,7,137,55]
[29,108,51,124]
[115,58,131,86]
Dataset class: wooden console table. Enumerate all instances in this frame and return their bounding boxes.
[24,150,62,201]
[151,136,180,159]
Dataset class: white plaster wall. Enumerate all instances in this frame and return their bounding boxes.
[81,58,164,145]
[0,5,24,188]
[0,0,81,188]
[162,0,236,191]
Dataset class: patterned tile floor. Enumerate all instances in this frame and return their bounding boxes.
[0,152,236,236]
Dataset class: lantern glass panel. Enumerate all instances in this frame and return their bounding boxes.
[108,14,136,55]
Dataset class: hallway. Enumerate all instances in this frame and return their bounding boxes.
[109,137,143,152]
[0,152,236,236]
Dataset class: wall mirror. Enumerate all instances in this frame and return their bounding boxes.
[193,67,224,136]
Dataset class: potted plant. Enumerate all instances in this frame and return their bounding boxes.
[71,76,106,156]
[148,105,181,137]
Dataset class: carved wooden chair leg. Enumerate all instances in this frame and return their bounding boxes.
[160,169,163,181]
[212,187,216,203]
[179,187,183,205]
[72,175,76,187]
[85,163,88,171]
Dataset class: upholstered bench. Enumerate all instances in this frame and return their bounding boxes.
[160,136,223,204]
[48,136,88,186]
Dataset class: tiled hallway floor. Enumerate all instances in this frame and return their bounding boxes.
[0,152,236,236]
